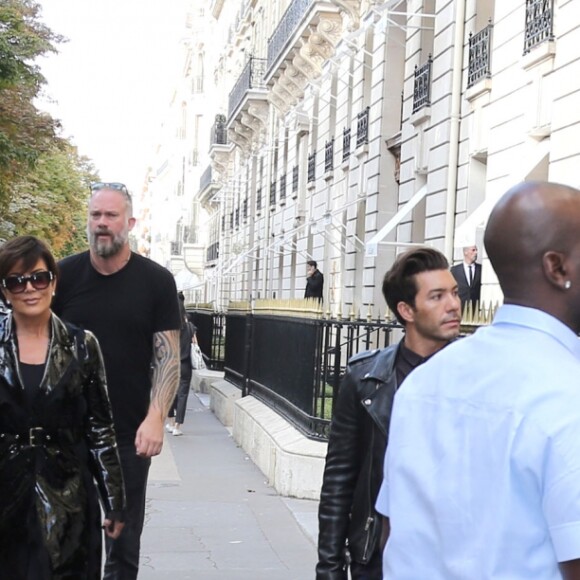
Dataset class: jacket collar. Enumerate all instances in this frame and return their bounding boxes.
[0,311,74,350]
[360,342,402,383]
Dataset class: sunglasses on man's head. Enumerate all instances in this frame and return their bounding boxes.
[2,271,54,294]
[90,182,129,195]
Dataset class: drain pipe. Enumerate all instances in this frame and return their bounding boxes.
[444,0,466,260]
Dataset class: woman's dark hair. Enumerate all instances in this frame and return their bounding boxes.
[0,235,58,281]
[382,247,449,325]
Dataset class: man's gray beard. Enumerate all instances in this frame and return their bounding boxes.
[89,232,126,258]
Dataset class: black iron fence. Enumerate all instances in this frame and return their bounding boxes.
[223,310,402,440]
[186,309,226,371]
[210,114,228,147]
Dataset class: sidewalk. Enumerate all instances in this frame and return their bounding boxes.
[139,392,319,579]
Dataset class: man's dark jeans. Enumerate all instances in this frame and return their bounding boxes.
[104,441,151,580]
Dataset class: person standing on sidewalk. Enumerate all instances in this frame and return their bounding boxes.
[316,247,461,579]
[53,182,181,579]
[305,260,324,301]
[166,295,196,436]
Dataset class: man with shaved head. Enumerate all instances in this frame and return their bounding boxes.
[376,181,580,579]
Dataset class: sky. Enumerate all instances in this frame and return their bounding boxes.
[37,0,191,194]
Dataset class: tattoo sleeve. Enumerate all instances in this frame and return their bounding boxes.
[150,329,180,417]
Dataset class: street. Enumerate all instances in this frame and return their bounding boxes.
[139,392,319,579]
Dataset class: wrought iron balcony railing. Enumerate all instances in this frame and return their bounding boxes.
[524,0,554,54]
[270,180,277,207]
[206,241,219,262]
[412,55,433,114]
[292,165,299,193]
[356,107,370,147]
[325,138,334,172]
[307,152,316,183]
[210,114,228,148]
[467,22,493,88]
[200,165,213,192]
[267,0,314,74]
[228,56,267,119]
[279,173,287,201]
[342,127,351,163]
[256,187,263,211]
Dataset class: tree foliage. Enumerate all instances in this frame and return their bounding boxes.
[0,1,97,256]
[0,141,97,257]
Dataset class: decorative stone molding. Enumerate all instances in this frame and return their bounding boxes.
[331,0,361,32]
[247,102,269,128]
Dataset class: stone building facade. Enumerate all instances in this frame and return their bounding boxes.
[179,0,579,312]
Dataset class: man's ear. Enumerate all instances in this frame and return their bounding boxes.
[397,301,415,324]
[128,217,137,232]
[543,251,568,289]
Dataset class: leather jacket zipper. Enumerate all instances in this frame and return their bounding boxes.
[362,419,376,562]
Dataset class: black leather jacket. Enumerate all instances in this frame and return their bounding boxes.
[0,312,125,576]
[316,343,400,579]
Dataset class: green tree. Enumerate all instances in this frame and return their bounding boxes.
[0,0,61,207]
[0,141,97,257]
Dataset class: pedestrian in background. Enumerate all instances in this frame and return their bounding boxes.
[53,182,181,579]
[305,260,324,301]
[166,295,196,436]
[378,182,580,579]
[0,235,125,577]
[450,244,481,311]
[316,247,461,579]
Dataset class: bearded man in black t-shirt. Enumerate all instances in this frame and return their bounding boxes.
[53,182,181,580]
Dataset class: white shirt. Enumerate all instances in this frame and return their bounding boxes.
[463,261,474,284]
[376,305,580,579]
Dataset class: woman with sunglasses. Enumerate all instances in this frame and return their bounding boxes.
[0,235,125,578]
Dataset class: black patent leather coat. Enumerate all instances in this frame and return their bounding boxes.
[316,343,400,579]
[0,312,125,578]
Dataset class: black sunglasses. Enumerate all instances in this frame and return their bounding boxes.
[90,182,130,195]
[2,271,54,294]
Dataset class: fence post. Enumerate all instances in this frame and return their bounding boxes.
[242,312,253,397]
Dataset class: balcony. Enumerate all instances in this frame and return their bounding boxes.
[524,0,554,55]
[227,57,269,153]
[324,138,334,173]
[206,241,219,262]
[467,22,493,89]
[279,173,287,202]
[265,0,343,115]
[198,165,222,206]
[256,187,263,212]
[342,127,351,164]
[307,152,316,183]
[356,107,369,148]
[412,56,432,114]
[210,114,228,149]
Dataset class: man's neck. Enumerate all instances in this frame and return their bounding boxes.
[403,332,449,358]
[90,246,132,275]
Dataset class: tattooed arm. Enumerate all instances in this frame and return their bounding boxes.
[135,329,180,457]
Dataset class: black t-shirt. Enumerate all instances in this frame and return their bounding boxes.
[52,251,181,441]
